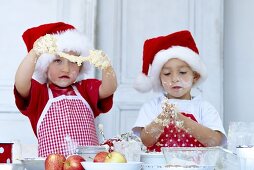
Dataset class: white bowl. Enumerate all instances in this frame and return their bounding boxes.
[140,152,166,164]
[20,157,45,170]
[81,161,143,170]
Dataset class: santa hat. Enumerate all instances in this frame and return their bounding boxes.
[22,22,92,83]
[133,30,207,93]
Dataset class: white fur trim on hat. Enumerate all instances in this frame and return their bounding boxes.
[32,30,92,84]
[150,46,207,92]
[133,73,153,93]
[55,29,92,56]
[32,53,55,84]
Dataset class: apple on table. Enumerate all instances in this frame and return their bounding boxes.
[93,151,108,162]
[45,153,85,170]
[93,151,127,163]
[45,153,66,170]
[64,155,85,170]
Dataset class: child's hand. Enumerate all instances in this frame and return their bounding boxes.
[154,111,171,126]
[85,50,111,70]
[33,34,58,56]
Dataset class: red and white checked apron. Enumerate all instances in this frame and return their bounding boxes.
[147,113,204,152]
[37,86,99,157]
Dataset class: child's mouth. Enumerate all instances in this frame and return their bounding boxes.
[59,75,70,79]
[172,86,182,89]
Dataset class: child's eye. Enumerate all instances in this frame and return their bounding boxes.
[179,71,187,75]
[53,59,62,63]
[163,72,171,76]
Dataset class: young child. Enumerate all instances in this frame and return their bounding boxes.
[14,22,117,157]
[132,30,226,152]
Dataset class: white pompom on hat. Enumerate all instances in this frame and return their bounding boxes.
[133,30,207,93]
[22,22,92,84]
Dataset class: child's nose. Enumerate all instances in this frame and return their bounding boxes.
[61,61,70,72]
[172,73,180,83]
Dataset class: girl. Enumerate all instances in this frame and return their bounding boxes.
[132,30,226,152]
[14,22,117,157]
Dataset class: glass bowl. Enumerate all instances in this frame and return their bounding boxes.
[20,157,45,170]
[142,163,214,170]
[75,145,107,161]
[162,147,220,168]
[140,152,166,164]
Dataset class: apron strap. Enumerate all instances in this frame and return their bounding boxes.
[47,84,53,99]
[72,86,94,115]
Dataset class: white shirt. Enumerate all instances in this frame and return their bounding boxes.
[132,94,226,141]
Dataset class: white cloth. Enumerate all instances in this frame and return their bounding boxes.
[132,94,226,143]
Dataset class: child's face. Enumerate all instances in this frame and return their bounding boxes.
[47,52,81,87]
[160,58,200,100]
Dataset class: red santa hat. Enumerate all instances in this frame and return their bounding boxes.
[133,30,207,92]
[22,22,92,83]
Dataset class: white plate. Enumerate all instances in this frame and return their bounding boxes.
[81,161,143,170]
[20,157,45,170]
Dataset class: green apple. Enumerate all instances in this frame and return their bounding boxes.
[104,151,127,163]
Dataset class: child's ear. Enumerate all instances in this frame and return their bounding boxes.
[193,72,201,84]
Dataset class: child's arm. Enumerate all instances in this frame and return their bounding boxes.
[140,112,170,147]
[139,112,224,147]
[177,113,224,146]
[15,35,52,98]
[99,66,117,99]
[15,49,38,98]
[84,50,117,99]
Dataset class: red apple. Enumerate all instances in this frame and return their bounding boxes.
[104,151,127,163]
[63,155,85,170]
[45,153,66,170]
[93,151,109,162]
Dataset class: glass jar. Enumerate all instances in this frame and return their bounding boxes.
[75,145,107,161]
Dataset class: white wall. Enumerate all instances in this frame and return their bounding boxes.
[96,0,224,139]
[0,0,61,145]
[0,0,97,146]
[224,0,254,132]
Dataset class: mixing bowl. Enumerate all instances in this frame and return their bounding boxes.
[162,147,220,168]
